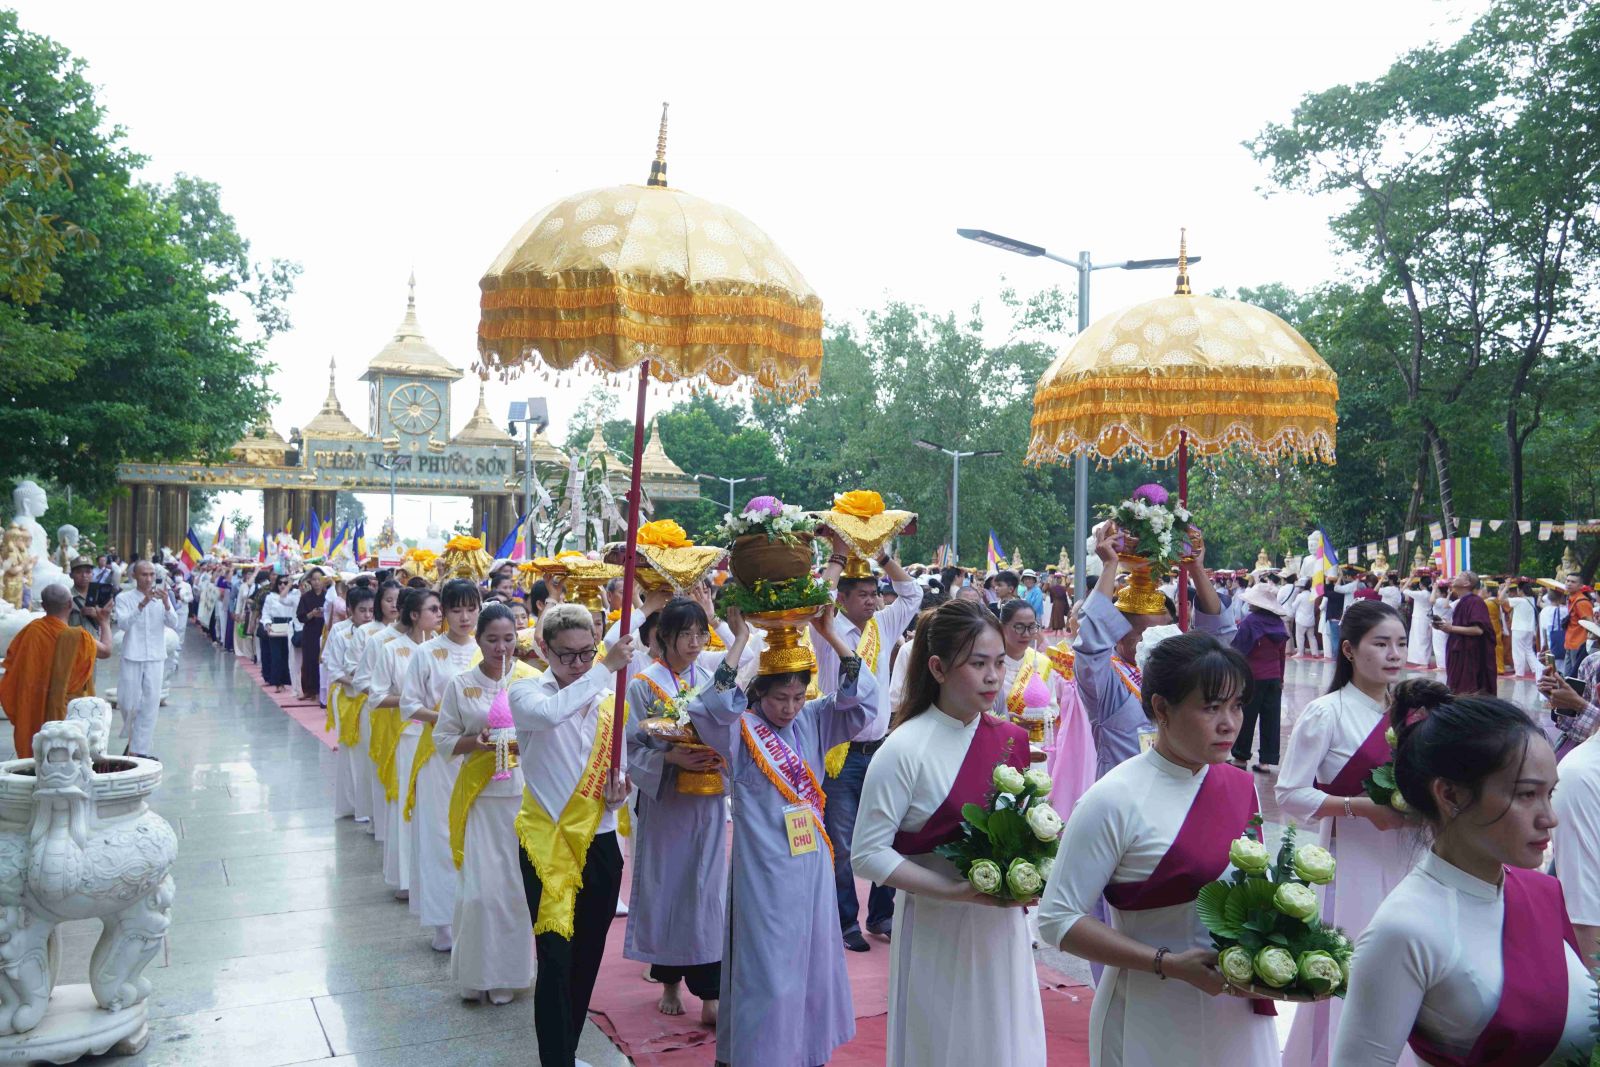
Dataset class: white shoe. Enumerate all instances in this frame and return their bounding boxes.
[614,900,629,917]
[394,889,409,902]
[354,816,371,824]
[461,989,483,1003]
[488,989,515,1005]
[431,926,453,952]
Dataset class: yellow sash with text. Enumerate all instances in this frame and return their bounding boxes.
[824,617,879,778]
[445,662,540,862]
[514,694,617,939]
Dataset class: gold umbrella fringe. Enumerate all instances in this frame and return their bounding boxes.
[1033,373,1339,403]
[1026,420,1337,466]
[476,343,820,402]
[480,284,823,330]
[479,319,821,359]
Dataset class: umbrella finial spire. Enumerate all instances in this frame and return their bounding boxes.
[1174,228,1192,296]
[407,269,416,310]
[648,102,669,187]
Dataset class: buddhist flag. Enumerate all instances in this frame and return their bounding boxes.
[1309,528,1340,595]
[212,517,227,555]
[329,522,349,557]
[179,528,204,573]
[986,531,1005,576]
[1435,537,1471,580]
[354,522,368,561]
[495,513,527,561]
[257,540,267,563]
[304,509,319,552]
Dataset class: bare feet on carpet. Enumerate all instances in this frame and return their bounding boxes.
[657,981,685,1016]
[701,998,718,1027]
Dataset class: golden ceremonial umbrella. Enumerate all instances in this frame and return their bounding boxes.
[1027,231,1338,625]
[476,105,824,764]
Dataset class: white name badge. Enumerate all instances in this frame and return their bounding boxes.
[783,803,819,857]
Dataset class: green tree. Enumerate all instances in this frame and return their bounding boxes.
[1250,0,1600,570]
[0,12,299,499]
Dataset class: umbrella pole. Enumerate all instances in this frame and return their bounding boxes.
[1177,431,1190,631]
[612,360,652,767]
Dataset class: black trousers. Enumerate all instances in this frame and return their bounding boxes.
[650,961,721,1000]
[518,831,623,1067]
[1233,678,1283,764]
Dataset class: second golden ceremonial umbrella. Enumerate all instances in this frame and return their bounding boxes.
[476,105,824,764]
[1027,231,1339,626]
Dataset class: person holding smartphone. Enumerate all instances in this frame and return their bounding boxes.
[1540,622,1600,758]
[112,560,183,759]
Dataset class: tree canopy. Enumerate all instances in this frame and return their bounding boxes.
[0,11,298,499]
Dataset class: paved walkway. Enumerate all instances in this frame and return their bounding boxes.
[31,629,629,1067]
[12,628,1541,1065]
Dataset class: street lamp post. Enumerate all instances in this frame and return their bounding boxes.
[957,229,1198,602]
[696,473,765,517]
[373,439,404,525]
[915,439,1001,565]
[507,398,551,546]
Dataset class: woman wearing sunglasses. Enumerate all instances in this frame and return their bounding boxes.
[994,599,1059,745]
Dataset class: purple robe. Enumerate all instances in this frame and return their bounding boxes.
[1446,593,1498,695]
[691,670,871,1067]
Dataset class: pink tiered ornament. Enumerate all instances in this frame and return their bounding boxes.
[487,687,517,780]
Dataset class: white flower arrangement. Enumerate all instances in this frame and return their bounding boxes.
[711,496,820,546]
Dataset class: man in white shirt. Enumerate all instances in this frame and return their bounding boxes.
[1378,575,1404,612]
[1554,728,1600,965]
[112,560,182,759]
[1507,578,1539,678]
[815,531,919,951]
[507,605,634,1067]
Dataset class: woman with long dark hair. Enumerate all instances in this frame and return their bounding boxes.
[852,599,1045,1066]
[687,603,869,1067]
[1036,630,1277,1066]
[349,579,402,836]
[433,603,539,1004]
[401,579,482,952]
[1332,685,1592,1065]
[260,573,296,692]
[371,587,441,899]
[623,597,738,1024]
[994,599,1060,742]
[1277,601,1417,1067]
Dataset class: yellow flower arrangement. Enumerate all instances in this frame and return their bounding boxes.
[444,535,485,553]
[832,490,885,518]
[637,519,692,549]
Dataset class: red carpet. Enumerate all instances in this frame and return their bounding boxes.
[587,873,1094,1066]
[233,649,338,750]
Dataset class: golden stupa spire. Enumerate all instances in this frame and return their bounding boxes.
[647,102,669,188]
[407,269,416,311]
[1174,227,1192,296]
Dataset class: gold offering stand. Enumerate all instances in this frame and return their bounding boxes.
[563,558,623,614]
[815,500,916,579]
[744,604,824,674]
[639,716,725,796]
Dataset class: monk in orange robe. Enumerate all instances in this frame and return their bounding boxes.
[0,584,111,757]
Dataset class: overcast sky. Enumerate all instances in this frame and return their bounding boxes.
[15,0,1481,540]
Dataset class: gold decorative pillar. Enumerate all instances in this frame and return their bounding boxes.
[135,485,159,560]
[157,487,189,554]
[108,490,133,560]
[262,490,288,543]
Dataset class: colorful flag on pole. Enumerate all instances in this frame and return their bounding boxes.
[495,514,527,560]
[1308,527,1340,595]
[304,509,319,553]
[354,522,368,561]
[985,531,1005,575]
[1434,537,1471,580]
[329,522,349,558]
[179,528,203,573]
[257,539,267,563]
[211,517,227,555]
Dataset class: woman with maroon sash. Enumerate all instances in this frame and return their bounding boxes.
[1332,689,1594,1066]
[1036,630,1279,1066]
[1278,602,1420,1067]
[853,600,1046,1066]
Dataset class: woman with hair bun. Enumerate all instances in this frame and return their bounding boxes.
[1277,601,1420,1066]
[1332,685,1593,1066]
[1037,629,1278,1067]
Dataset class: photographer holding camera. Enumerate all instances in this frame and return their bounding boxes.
[112,560,183,760]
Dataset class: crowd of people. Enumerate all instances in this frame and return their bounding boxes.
[17,520,1594,1067]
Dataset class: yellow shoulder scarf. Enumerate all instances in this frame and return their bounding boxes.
[824,616,879,778]
[446,662,540,864]
[325,681,341,734]
[1004,648,1052,720]
[515,693,618,938]
[337,686,366,748]
[403,646,486,822]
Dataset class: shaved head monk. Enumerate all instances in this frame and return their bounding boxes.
[0,583,112,757]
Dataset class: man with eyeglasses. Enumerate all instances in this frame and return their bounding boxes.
[507,604,635,1067]
[814,530,919,952]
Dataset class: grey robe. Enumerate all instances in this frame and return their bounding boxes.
[622,662,728,966]
[692,668,872,1067]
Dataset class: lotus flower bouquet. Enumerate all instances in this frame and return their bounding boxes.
[1361,726,1412,812]
[933,757,1062,903]
[1196,817,1353,1002]
[1098,483,1194,573]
